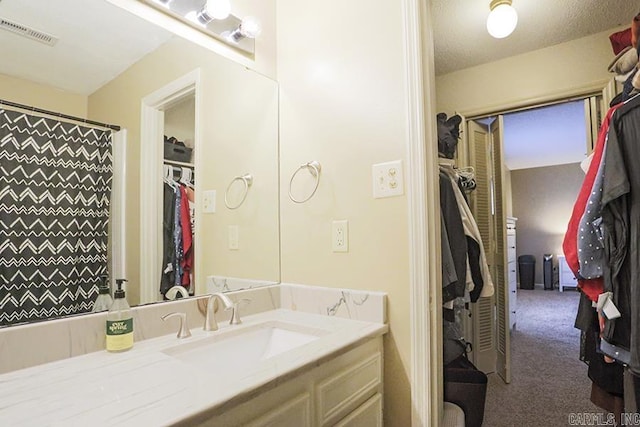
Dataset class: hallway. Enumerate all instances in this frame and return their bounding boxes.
[483,289,607,426]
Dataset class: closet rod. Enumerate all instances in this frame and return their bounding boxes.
[0,98,121,131]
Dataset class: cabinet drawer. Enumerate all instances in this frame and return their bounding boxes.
[508,262,517,285]
[506,236,516,262]
[246,393,312,427]
[561,270,576,283]
[334,393,382,427]
[316,352,382,426]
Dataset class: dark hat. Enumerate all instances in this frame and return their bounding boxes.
[437,113,462,159]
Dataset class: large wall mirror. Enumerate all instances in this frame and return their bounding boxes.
[0,0,280,327]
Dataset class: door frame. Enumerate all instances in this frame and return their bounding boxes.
[139,69,202,304]
[111,129,127,285]
[449,78,614,390]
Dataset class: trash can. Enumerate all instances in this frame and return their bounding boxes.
[543,254,555,290]
[518,255,536,290]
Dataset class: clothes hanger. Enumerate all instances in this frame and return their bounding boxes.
[180,167,195,188]
[163,165,178,188]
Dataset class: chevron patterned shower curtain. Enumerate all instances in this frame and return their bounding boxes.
[0,108,113,326]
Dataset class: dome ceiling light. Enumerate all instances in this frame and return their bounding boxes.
[486,0,518,39]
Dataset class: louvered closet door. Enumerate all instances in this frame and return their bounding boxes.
[491,116,511,384]
[467,120,496,374]
[584,95,603,155]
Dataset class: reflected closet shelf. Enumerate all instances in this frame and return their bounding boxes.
[164,159,194,168]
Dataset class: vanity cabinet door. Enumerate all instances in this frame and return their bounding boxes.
[315,339,383,426]
[334,393,383,427]
[198,337,383,426]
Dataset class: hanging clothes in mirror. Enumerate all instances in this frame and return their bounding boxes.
[160,164,195,299]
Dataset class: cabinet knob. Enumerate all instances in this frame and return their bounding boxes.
[512,290,516,293]
[511,270,516,273]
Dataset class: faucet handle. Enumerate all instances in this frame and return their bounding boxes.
[161,312,192,339]
[229,298,251,325]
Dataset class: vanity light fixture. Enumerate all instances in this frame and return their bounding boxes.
[486,0,518,39]
[186,0,231,26]
[141,0,259,55]
[224,16,262,43]
[198,0,231,23]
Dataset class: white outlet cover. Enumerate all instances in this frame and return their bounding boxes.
[203,190,216,213]
[332,220,349,252]
[372,160,404,198]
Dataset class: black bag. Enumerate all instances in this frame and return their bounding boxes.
[444,355,488,427]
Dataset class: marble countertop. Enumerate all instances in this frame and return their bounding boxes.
[0,309,387,426]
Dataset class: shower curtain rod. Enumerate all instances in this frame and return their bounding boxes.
[0,98,121,131]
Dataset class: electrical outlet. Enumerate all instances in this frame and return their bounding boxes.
[372,160,404,198]
[228,225,239,250]
[332,220,349,252]
[203,190,216,213]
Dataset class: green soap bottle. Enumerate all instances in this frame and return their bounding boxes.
[106,279,133,352]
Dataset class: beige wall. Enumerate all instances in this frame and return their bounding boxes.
[0,73,87,117]
[277,0,411,425]
[164,97,195,149]
[88,37,279,305]
[436,27,620,115]
[511,163,584,282]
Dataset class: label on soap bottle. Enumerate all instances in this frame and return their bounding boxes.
[106,318,133,351]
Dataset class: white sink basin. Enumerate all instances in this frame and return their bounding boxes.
[162,321,325,375]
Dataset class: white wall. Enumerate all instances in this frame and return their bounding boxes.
[511,163,584,281]
[277,0,412,424]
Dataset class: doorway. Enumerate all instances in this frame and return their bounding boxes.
[457,95,613,424]
[139,69,202,305]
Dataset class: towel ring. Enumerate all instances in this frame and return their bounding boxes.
[289,161,322,204]
[224,173,253,209]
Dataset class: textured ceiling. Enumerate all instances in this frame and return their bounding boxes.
[432,0,639,75]
[0,0,173,95]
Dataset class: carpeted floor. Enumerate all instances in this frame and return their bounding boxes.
[482,287,607,426]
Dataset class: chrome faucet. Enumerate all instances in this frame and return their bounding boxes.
[204,293,234,331]
[161,312,192,338]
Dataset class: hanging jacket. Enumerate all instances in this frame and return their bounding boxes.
[440,165,494,299]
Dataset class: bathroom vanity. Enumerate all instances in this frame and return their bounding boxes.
[0,284,387,426]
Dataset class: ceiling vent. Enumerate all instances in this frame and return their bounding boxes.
[0,18,58,46]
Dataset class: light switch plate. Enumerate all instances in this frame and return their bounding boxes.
[372,160,404,198]
[203,190,216,213]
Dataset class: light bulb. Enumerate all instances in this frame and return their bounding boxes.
[240,16,262,39]
[205,0,231,20]
[486,3,518,39]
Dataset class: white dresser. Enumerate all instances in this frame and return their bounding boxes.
[558,255,577,292]
[506,217,517,329]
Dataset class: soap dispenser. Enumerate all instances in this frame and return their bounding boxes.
[92,274,113,313]
[106,279,134,352]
